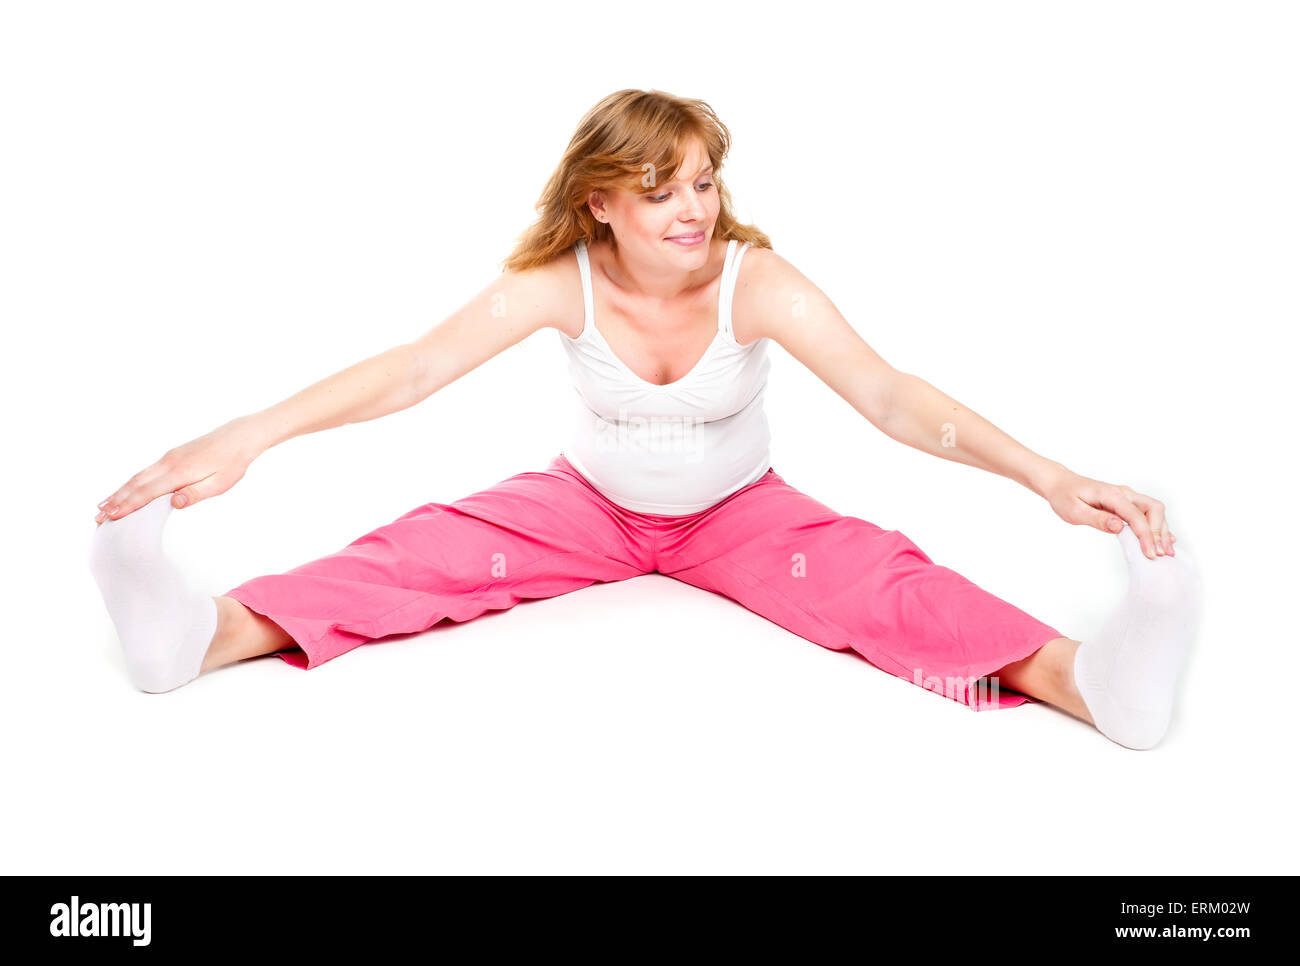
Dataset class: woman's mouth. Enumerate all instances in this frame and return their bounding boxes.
[665,231,705,247]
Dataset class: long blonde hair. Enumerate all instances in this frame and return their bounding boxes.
[501,88,772,274]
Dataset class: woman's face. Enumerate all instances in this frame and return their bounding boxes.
[589,137,719,269]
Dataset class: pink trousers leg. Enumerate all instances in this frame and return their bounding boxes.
[654,466,1067,710]
[221,456,654,669]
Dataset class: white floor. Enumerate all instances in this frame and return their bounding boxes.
[13,501,1283,874]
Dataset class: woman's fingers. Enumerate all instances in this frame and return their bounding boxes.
[1054,474,1178,560]
[1122,486,1177,557]
[1094,485,1160,558]
[1081,502,1126,535]
[94,425,257,525]
[95,459,176,522]
[170,471,224,510]
[1113,486,1179,559]
[1122,487,1171,556]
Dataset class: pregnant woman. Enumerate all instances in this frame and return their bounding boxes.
[89,88,1202,750]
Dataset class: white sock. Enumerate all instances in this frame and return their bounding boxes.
[88,493,219,692]
[1073,523,1203,749]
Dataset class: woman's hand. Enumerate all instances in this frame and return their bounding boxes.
[94,416,266,525]
[1042,468,1176,559]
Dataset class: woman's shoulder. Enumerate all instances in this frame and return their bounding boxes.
[508,242,584,339]
[729,243,800,345]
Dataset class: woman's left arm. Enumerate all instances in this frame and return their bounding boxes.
[738,247,1175,560]
[883,374,1174,559]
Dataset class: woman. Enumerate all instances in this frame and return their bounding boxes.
[89,89,1201,750]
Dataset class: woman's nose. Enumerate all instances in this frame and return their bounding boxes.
[679,198,705,221]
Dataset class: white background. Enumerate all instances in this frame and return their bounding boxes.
[3,0,1295,875]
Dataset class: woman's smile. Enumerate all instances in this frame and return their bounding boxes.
[665,230,705,246]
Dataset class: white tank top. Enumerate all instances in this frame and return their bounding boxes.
[557,237,772,515]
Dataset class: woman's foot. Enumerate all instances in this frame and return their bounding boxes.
[1073,524,1203,749]
[88,493,218,692]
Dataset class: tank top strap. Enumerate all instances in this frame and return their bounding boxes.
[718,239,752,341]
[573,238,595,341]
[574,236,751,343]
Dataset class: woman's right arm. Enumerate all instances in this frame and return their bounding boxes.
[255,262,566,449]
[94,262,566,523]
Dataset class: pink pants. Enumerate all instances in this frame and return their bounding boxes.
[222,454,1064,710]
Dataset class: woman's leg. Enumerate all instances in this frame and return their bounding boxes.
[199,595,296,672]
[205,555,1093,718]
[655,467,1073,714]
[967,527,1203,746]
[215,455,654,674]
[989,636,1094,724]
[94,455,652,690]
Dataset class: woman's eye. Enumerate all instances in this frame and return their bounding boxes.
[648,182,713,203]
